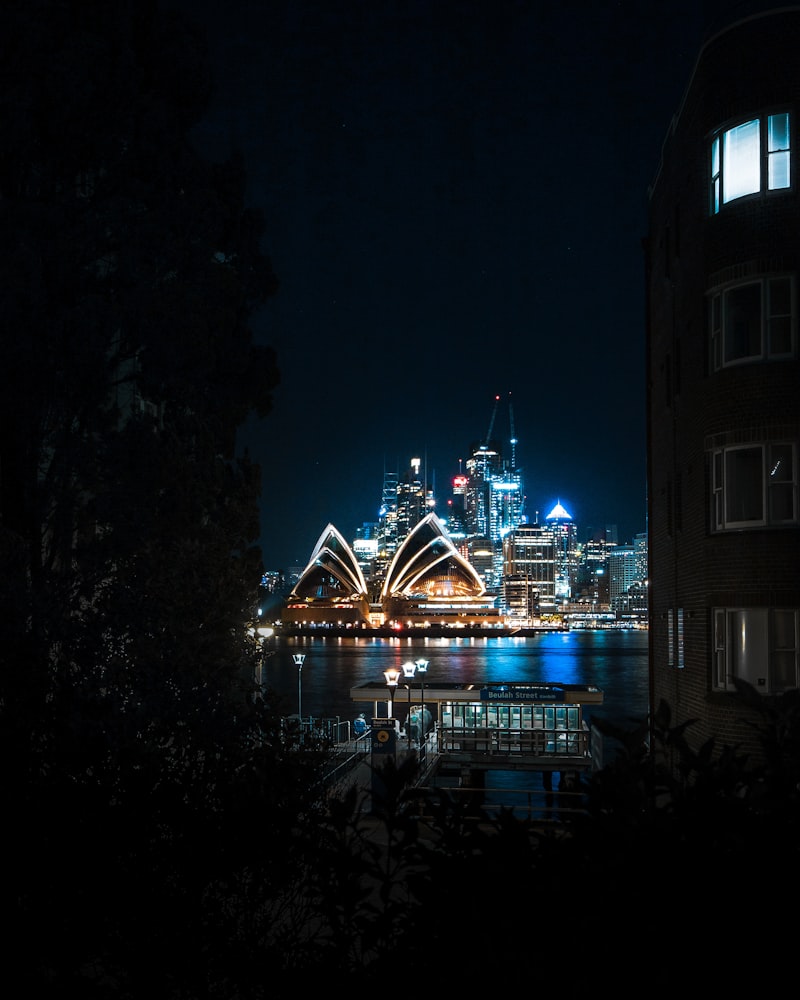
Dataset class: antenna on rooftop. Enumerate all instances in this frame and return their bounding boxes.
[508,391,517,469]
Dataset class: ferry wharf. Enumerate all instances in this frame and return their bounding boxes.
[325,680,604,821]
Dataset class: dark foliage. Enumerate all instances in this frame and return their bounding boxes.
[0,3,326,995]
[290,683,800,989]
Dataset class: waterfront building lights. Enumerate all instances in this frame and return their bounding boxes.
[383,666,400,718]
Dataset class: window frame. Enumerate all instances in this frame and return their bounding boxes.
[712,607,799,694]
[710,111,792,214]
[709,275,796,370]
[711,440,798,531]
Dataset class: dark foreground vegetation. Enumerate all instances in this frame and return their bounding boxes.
[2,3,799,994]
[4,684,800,994]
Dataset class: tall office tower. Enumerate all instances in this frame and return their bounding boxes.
[258,570,283,597]
[443,473,469,540]
[464,396,526,592]
[607,541,648,623]
[485,472,523,590]
[352,521,380,581]
[607,545,636,606]
[351,536,378,580]
[544,502,578,602]
[466,534,495,592]
[489,472,524,542]
[375,467,399,581]
[502,524,557,618]
[396,457,432,543]
[575,530,614,605]
[464,441,501,538]
[646,7,800,765]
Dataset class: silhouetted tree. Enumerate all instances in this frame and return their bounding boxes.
[0,3,330,994]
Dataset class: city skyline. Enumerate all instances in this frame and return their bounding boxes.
[178,0,709,572]
[272,416,645,578]
[278,491,648,629]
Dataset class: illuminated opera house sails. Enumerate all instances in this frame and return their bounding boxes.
[283,524,371,625]
[283,513,502,628]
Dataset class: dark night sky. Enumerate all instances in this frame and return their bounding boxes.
[174,0,719,571]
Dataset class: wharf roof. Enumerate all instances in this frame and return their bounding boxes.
[351,680,603,705]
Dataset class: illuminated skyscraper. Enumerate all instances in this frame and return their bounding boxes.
[374,458,434,582]
[502,523,557,618]
[396,457,431,542]
[464,440,501,539]
[463,395,526,591]
[375,467,399,579]
[545,501,577,602]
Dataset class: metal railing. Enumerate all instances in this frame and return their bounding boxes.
[436,725,590,758]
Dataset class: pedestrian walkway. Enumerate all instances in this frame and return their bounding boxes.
[322,728,588,823]
[322,732,435,811]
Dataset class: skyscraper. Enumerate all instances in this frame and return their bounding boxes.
[462,395,526,591]
[375,466,399,580]
[502,523,557,619]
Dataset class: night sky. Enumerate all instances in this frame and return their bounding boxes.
[175,0,714,571]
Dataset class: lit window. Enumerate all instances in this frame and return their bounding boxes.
[667,608,685,668]
[710,112,791,213]
[710,276,795,369]
[713,607,799,693]
[723,119,760,203]
[711,441,798,530]
[667,609,674,667]
[768,112,791,188]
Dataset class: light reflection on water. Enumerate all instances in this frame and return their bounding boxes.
[264,630,650,733]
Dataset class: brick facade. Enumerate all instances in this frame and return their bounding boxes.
[646,8,800,765]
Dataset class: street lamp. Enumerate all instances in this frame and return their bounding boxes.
[383,667,400,719]
[247,624,275,690]
[415,657,429,744]
[293,654,306,720]
[401,661,417,742]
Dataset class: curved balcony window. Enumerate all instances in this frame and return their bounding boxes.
[710,112,791,214]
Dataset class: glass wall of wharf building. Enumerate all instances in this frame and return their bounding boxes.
[439,700,587,757]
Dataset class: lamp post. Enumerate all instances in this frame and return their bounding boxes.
[293,653,306,720]
[247,624,275,691]
[401,661,417,742]
[415,657,429,745]
[256,626,274,689]
[383,667,400,719]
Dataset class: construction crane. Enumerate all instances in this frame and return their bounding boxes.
[483,394,501,448]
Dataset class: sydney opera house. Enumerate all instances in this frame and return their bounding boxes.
[282,512,504,630]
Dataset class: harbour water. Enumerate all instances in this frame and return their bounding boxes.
[264,629,650,738]
[262,629,649,813]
